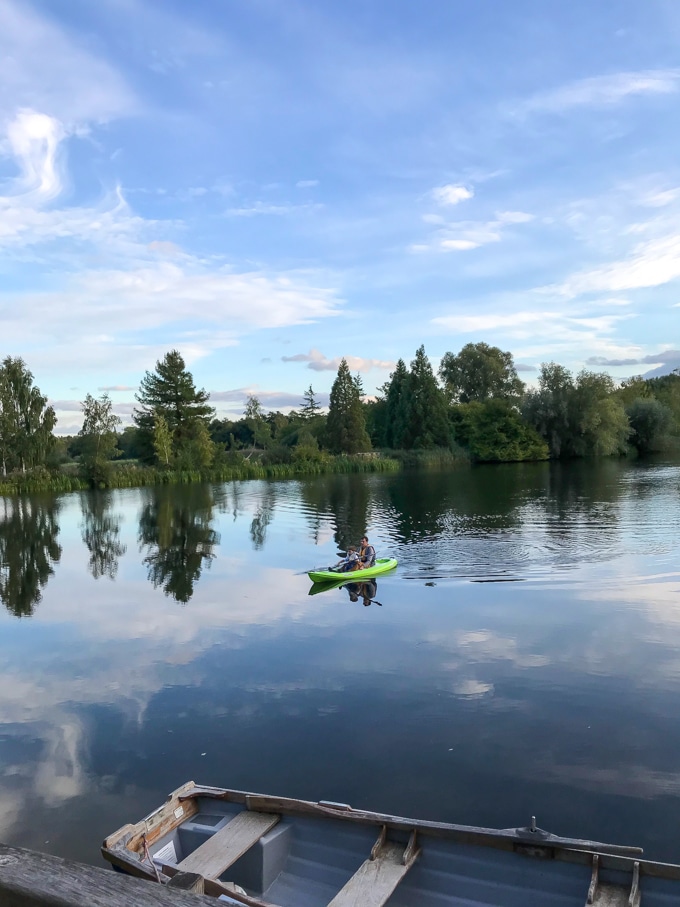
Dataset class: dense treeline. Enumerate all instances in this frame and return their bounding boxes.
[1,345,679,491]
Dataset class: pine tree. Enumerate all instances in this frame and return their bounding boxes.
[383,359,410,448]
[404,346,450,449]
[134,350,214,464]
[325,359,371,454]
[299,385,321,419]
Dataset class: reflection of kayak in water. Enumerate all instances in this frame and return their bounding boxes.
[308,576,349,596]
[307,557,397,583]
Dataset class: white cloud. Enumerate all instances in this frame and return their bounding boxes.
[5,110,65,201]
[296,180,319,188]
[515,69,680,116]
[431,184,473,206]
[441,239,483,251]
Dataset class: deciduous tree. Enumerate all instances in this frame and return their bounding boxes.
[79,393,121,486]
[439,342,525,404]
[0,357,56,474]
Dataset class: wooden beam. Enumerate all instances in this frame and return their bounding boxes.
[326,842,415,907]
[0,842,214,907]
[167,872,204,893]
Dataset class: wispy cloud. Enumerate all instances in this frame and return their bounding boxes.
[224,201,322,217]
[586,349,680,368]
[413,210,534,253]
[431,311,632,365]
[97,385,136,392]
[281,348,395,373]
[548,232,680,297]
[0,0,134,126]
[296,180,319,189]
[514,69,680,116]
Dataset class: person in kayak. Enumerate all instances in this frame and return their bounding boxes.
[358,536,376,569]
[335,546,359,572]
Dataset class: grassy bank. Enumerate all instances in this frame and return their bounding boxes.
[0,453,405,496]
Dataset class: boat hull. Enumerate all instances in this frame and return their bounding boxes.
[307,557,397,583]
[101,781,679,907]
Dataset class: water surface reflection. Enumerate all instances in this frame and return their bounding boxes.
[1,459,680,865]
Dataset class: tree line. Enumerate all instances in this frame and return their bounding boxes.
[1,344,678,488]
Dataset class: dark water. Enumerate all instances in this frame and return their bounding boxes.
[1,458,680,864]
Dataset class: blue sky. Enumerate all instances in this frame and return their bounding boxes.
[1,0,679,432]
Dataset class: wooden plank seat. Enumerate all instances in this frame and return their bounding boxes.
[327,827,420,907]
[587,855,640,907]
[177,810,280,880]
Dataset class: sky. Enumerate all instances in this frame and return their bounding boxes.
[1,0,679,433]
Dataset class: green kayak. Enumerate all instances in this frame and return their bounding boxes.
[307,557,397,583]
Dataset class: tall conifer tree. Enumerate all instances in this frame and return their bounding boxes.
[404,346,450,449]
[325,359,371,454]
[134,350,214,464]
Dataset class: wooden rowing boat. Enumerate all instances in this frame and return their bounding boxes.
[101,781,680,906]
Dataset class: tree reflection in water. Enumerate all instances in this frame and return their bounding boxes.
[80,491,127,580]
[138,485,220,603]
[250,485,276,550]
[0,496,62,617]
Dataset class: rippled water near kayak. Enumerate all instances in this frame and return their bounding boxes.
[1,456,680,863]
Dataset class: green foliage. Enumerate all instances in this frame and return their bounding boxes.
[439,342,525,404]
[79,393,122,487]
[0,357,56,475]
[522,362,574,457]
[325,359,371,454]
[244,395,272,452]
[403,346,450,449]
[117,425,144,459]
[291,428,324,463]
[389,447,469,469]
[627,398,674,453]
[524,364,629,458]
[452,400,549,462]
[153,413,173,466]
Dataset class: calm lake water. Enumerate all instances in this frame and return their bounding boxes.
[1,458,680,864]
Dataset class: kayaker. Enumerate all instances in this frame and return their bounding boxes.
[358,536,376,569]
[335,546,359,572]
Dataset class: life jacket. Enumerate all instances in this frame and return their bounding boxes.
[359,542,376,566]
